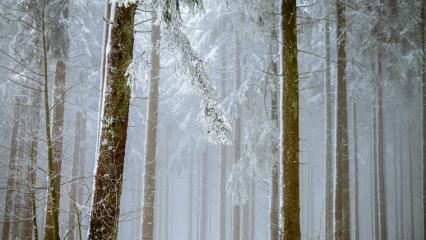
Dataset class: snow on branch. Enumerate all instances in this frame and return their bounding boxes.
[162,21,231,143]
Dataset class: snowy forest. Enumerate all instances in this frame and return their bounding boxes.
[0,0,424,240]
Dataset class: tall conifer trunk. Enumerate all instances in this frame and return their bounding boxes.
[87,3,136,239]
[281,0,300,239]
[141,13,161,240]
[334,1,350,239]
[353,102,359,240]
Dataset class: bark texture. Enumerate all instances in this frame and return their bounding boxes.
[334,1,350,239]
[1,96,27,240]
[87,3,136,239]
[324,14,334,240]
[281,0,300,239]
[141,14,160,240]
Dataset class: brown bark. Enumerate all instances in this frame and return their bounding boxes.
[87,3,136,239]
[334,1,350,239]
[324,14,334,240]
[1,96,27,240]
[141,14,161,240]
[281,0,300,239]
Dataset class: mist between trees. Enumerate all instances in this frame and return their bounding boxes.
[0,0,424,240]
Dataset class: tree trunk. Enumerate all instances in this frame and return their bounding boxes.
[353,102,359,240]
[334,1,350,239]
[141,13,161,240]
[188,150,194,240]
[233,31,242,240]
[30,90,42,240]
[219,80,227,240]
[76,113,86,240]
[408,123,415,240]
[1,96,27,240]
[250,178,255,240]
[376,51,388,240]
[44,1,69,237]
[281,0,300,239]
[399,125,404,240]
[270,59,279,240]
[324,13,334,240]
[392,116,399,240]
[421,0,426,237]
[41,8,60,239]
[373,103,379,240]
[67,112,82,240]
[87,3,136,239]
[200,145,209,240]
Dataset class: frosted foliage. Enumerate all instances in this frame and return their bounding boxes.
[162,20,231,143]
[126,51,151,97]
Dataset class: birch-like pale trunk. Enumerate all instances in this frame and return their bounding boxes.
[141,13,161,240]
[87,3,136,239]
[334,1,350,239]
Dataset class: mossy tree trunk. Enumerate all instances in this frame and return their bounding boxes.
[87,3,136,239]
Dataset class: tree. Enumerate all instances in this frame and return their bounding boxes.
[334,0,350,239]
[1,96,27,240]
[140,13,161,240]
[324,11,334,240]
[87,2,137,239]
[352,102,359,240]
[199,145,209,240]
[281,0,300,239]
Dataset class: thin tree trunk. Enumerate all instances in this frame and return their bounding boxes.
[250,178,255,240]
[67,112,82,240]
[44,1,69,237]
[29,89,42,240]
[281,0,300,239]
[41,8,60,239]
[393,116,399,240]
[219,80,227,240]
[353,102,359,240]
[233,31,242,240]
[334,1,350,239]
[399,125,404,240]
[87,3,136,239]
[76,113,86,240]
[376,50,387,240]
[373,102,379,240]
[188,150,194,240]
[269,31,279,240]
[200,145,209,240]
[324,13,334,240]
[408,123,415,240]
[1,96,26,240]
[141,13,161,240]
[421,0,426,237]
[270,58,279,240]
